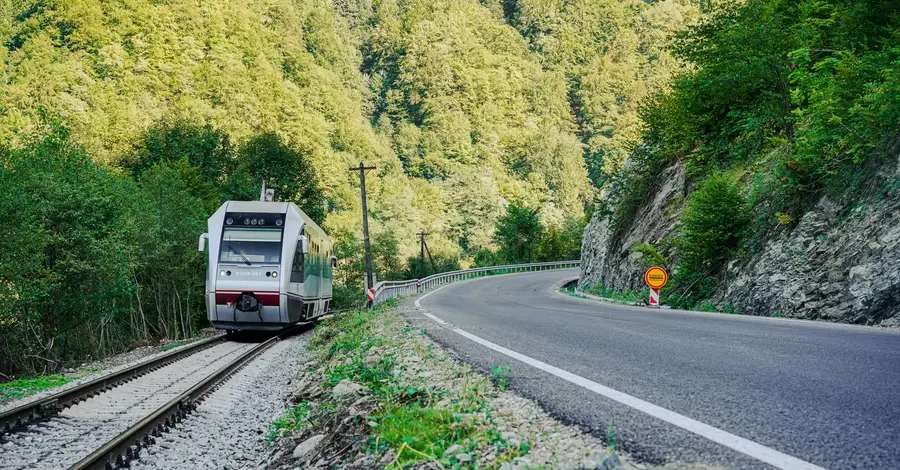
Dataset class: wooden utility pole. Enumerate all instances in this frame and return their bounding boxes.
[350,162,377,307]
[418,231,437,278]
[419,232,425,280]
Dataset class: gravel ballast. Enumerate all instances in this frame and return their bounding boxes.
[0,331,222,414]
[131,333,311,470]
[0,340,252,470]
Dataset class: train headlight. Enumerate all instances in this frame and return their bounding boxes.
[259,218,265,225]
[251,218,258,225]
[226,218,233,225]
[276,219,283,226]
[244,218,250,225]
[219,270,226,276]
[271,272,278,278]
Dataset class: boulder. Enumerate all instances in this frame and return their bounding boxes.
[332,379,368,399]
[292,434,324,460]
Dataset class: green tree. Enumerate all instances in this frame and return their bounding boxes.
[126,120,234,213]
[678,173,751,272]
[494,201,543,263]
[232,132,327,222]
[0,124,143,375]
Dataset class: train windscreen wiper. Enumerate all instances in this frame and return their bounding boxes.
[228,242,252,266]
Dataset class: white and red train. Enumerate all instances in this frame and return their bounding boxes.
[198,200,334,331]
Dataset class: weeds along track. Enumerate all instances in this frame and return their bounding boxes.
[0,327,303,470]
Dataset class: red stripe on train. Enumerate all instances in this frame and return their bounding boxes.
[215,291,281,306]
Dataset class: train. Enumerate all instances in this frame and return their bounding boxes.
[198,199,334,331]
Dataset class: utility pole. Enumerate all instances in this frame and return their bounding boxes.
[418,231,426,280]
[350,162,377,307]
[418,231,437,278]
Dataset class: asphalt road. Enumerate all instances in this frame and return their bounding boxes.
[402,269,900,470]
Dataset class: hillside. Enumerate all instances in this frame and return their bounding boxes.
[579,0,900,325]
[0,0,696,374]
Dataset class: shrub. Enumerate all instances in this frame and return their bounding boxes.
[678,173,751,272]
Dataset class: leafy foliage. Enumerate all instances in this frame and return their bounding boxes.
[678,174,751,272]
[600,0,900,308]
[0,124,145,375]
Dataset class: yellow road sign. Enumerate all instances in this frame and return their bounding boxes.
[645,267,668,289]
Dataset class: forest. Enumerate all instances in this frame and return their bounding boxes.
[2,0,897,376]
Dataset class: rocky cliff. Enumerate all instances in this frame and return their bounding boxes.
[580,153,900,327]
[580,162,686,292]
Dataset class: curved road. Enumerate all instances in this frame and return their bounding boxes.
[403,269,900,470]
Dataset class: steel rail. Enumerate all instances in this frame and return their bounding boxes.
[373,260,581,304]
[0,335,226,435]
[68,325,304,470]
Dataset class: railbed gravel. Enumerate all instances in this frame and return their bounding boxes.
[0,331,223,415]
[130,333,310,470]
[0,340,252,470]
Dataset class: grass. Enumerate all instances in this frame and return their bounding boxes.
[291,303,531,468]
[0,375,75,402]
[491,365,511,391]
[160,340,193,352]
[582,283,644,304]
[560,286,588,299]
[606,425,617,450]
[370,405,477,467]
[268,400,313,441]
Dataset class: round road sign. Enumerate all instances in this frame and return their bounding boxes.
[645,267,668,289]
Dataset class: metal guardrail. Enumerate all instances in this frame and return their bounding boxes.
[373,260,581,304]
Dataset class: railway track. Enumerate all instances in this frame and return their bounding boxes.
[0,326,304,469]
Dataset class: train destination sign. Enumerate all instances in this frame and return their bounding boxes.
[644,267,668,289]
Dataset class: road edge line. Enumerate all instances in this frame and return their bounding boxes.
[415,291,825,470]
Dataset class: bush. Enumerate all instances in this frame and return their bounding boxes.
[0,122,218,377]
[678,173,751,272]
[660,269,718,310]
[0,125,145,375]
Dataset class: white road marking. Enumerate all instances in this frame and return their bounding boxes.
[415,293,826,470]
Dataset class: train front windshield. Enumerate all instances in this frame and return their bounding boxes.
[220,227,283,265]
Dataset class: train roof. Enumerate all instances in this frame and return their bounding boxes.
[222,201,329,242]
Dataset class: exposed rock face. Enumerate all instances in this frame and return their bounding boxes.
[580,162,686,291]
[580,155,900,326]
[718,186,900,325]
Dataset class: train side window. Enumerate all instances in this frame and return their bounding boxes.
[291,240,304,283]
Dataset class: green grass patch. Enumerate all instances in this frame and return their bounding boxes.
[325,357,397,396]
[371,405,476,468]
[583,283,643,304]
[296,303,533,468]
[0,375,74,402]
[491,366,511,391]
[268,401,313,441]
[560,286,588,299]
[160,341,193,352]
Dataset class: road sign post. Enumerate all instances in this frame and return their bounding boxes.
[644,267,668,309]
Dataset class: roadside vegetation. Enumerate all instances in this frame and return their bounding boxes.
[599,0,900,310]
[270,303,619,469]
